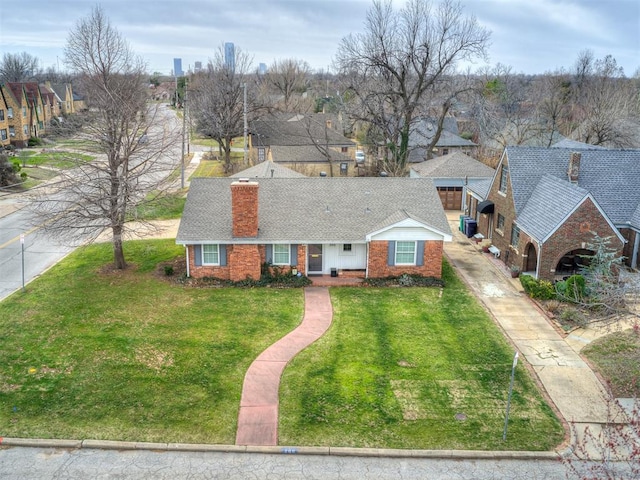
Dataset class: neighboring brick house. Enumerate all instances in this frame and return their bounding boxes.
[1,83,31,147]
[249,114,357,177]
[51,83,75,115]
[409,151,494,211]
[0,91,10,147]
[176,177,452,281]
[468,145,640,281]
[39,83,62,122]
[21,82,46,137]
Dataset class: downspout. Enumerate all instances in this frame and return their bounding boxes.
[632,231,639,269]
[365,242,370,278]
[185,245,190,278]
[536,240,542,279]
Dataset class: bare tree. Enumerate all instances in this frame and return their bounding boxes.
[0,51,40,82]
[570,52,636,147]
[30,6,180,270]
[335,0,489,174]
[189,45,255,173]
[260,58,312,112]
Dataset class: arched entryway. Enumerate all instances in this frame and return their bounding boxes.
[555,248,594,277]
[524,243,537,274]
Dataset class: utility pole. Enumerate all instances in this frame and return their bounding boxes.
[243,82,248,165]
[181,78,187,189]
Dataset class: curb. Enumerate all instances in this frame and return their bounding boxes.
[0,437,563,460]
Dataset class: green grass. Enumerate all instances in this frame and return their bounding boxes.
[191,159,226,178]
[582,329,640,397]
[279,261,564,450]
[22,151,94,169]
[0,243,563,449]
[0,239,303,444]
[132,191,186,220]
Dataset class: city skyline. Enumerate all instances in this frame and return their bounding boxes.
[0,0,638,76]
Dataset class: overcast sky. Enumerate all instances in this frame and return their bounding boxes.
[1,0,638,77]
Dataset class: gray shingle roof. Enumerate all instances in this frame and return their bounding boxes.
[176,178,452,244]
[270,145,353,163]
[230,161,305,178]
[516,175,589,241]
[506,146,640,228]
[410,152,494,179]
[467,178,493,199]
[251,115,355,147]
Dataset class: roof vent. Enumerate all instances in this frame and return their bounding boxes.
[238,177,250,183]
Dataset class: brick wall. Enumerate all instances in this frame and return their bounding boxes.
[368,240,443,278]
[229,244,261,281]
[231,181,259,237]
[538,198,624,280]
[187,243,308,280]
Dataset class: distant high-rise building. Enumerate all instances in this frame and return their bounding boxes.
[173,58,184,77]
[259,63,267,75]
[224,42,235,71]
[194,61,202,73]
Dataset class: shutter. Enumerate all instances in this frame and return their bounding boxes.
[387,241,396,266]
[194,245,202,266]
[290,244,298,266]
[416,241,425,266]
[266,244,273,263]
[219,244,227,266]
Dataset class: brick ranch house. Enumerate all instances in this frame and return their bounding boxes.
[466,146,640,281]
[176,177,452,281]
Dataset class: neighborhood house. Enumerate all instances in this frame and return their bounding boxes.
[466,145,640,281]
[176,177,452,280]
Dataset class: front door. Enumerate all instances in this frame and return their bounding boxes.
[308,244,323,273]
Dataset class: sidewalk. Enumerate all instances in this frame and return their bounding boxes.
[443,213,612,433]
[235,287,333,446]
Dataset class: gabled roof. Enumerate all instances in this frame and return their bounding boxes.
[230,161,305,178]
[177,178,451,244]
[251,114,355,147]
[6,83,26,105]
[516,175,590,241]
[467,178,493,199]
[410,152,494,179]
[505,146,640,229]
[270,145,352,163]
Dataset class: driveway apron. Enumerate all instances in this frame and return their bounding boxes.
[235,287,333,446]
[443,214,611,428]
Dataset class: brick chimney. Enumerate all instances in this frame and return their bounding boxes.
[568,152,581,183]
[231,179,259,237]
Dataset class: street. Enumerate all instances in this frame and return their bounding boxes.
[0,446,570,480]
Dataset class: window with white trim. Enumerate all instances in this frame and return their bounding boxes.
[23,125,28,135]
[202,244,219,265]
[395,241,416,265]
[22,106,26,117]
[273,244,290,265]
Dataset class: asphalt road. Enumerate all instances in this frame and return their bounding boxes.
[0,447,572,480]
[0,103,182,302]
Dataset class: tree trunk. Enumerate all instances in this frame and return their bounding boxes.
[112,225,127,269]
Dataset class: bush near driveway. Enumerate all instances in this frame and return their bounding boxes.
[279,261,564,450]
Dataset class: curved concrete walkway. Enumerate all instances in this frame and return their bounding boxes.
[235,287,333,446]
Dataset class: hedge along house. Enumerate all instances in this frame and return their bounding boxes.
[467,146,640,281]
[176,177,452,281]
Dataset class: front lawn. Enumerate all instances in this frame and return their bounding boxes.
[22,151,94,169]
[0,240,303,444]
[279,262,564,450]
[0,241,563,449]
[582,329,640,397]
